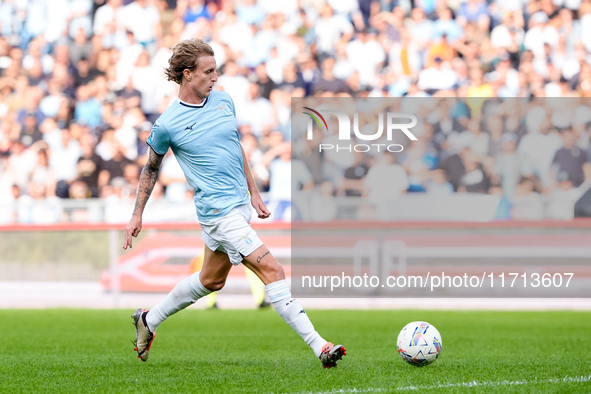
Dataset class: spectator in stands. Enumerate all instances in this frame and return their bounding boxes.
[0,152,18,203]
[546,172,584,219]
[425,169,454,195]
[70,29,94,66]
[458,149,489,193]
[40,79,66,119]
[407,7,433,54]
[77,134,108,197]
[73,58,97,88]
[104,175,131,201]
[122,161,139,198]
[524,12,558,58]
[19,113,43,147]
[511,176,544,220]
[51,128,82,198]
[102,139,132,183]
[493,133,533,201]
[67,0,93,39]
[236,0,264,25]
[74,85,102,128]
[123,0,161,53]
[183,0,212,23]
[117,76,142,109]
[279,61,305,95]
[17,87,44,126]
[419,56,458,93]
[340,150,369,197]
[388,28,421,84]
[486,115,506,159]
[465,119,490,159]
[346,29,385,87]
[425,34,456,69]
[467,67,494,100]
[314,3,354,61]
[69,179,92,199]
[518,117,563,188]
[363,151,409,219]
[401,138,438,192]
[17,182,62,224]
[490,11,524,51]
[219,11,253,58]
[312,57,350,95]
[30,148,56,197]
[238,83,272,137]
[22,0,47,47]
[456,0,490,30]
[254,63,276,101]
[94,0,125,38]
[552,127,591,187]
[434,8,464,44]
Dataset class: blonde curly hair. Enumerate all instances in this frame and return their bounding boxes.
[164,39,215,85]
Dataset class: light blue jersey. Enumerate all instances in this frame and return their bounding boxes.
[147,91,249,222]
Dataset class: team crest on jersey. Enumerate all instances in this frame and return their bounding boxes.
[239,231,252,244]
[216,104,233,116]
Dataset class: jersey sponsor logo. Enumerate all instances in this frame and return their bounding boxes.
[185,122,196,131]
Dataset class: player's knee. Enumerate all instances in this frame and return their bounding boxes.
[201,277,226,292]
[266,262,285,282]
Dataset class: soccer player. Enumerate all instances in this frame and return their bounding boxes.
[123,39,346,368]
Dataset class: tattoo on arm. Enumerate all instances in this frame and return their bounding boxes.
[132,148,164,216]
[256,251,270,263]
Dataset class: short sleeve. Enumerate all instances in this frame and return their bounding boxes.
[146,118,170,155]
[225,93,237,117]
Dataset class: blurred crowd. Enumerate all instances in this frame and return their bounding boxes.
[0,0,590,223]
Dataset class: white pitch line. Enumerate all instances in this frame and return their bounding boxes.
[284,375,591,394]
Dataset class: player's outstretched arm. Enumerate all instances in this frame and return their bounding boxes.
[241,145,271,219]
[123,148,164,249]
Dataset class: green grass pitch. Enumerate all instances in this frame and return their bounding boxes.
[1,309,590,393]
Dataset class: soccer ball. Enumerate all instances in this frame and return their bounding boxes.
[397,321,442,366]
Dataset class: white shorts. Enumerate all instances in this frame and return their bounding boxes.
[200,204,263,266]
